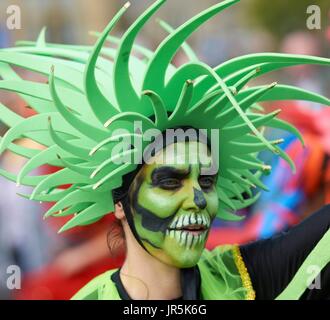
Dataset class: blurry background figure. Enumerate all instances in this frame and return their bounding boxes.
[246,0,329,43]
[0,138,54,299]
[0,75,124,300]
[0,25,10,49]
[14,210,125,300]
[280,31,325,109]
[0,79,124,300]
[207,105,330,247]
[207,0,330,248]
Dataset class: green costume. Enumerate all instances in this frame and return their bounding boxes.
[0,0,330,299]
[72,245,255,300]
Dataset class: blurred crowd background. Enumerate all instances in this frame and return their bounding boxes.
[0,0,329,300]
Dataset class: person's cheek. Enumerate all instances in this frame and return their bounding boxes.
[131,191,166,247]
[205,190,219,220]
[135,217,165,249]
[137,182,183,218]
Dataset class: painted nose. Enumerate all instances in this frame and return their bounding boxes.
[182,185,207,211]
[193,187,207,209]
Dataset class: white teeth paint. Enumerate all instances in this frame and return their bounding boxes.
[175,230,181,243]
[170,229,208,248]
[167,213,210,248]
[186,233,193,248]
[205,216,209,227]
[192,235,199,247]
[201,232,207,243]
[177,215,183,228]
[183,215,189,227]
[203,216,207,225]
[190,236,195,248]
[181,232,187,246]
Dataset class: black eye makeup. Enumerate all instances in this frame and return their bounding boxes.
[198,175,217,190]
[158,178,182,190]
[151,166,191,190]
[150,166,217,191]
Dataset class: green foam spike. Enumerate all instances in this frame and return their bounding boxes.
[0,0,329,234]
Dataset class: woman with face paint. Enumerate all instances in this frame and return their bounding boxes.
[109,137,219,300]
[73,134,330,300]
[0,0,330,300]
[73,134,249,300]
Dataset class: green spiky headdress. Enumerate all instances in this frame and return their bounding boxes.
[0,0,329,233]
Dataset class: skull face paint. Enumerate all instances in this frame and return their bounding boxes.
[126,141,219,268]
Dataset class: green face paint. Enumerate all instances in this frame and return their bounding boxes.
[127,141,219,268]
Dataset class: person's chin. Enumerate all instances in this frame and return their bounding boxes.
[164,249,204,268]
[143,239,204,268]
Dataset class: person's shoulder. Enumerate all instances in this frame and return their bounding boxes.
[304,204,330,223]
[201,244,235,257]
[312,204,330,215]
[198,245,254,299]
[199,244,236,267]
[321,204,330,212]
[71,269,118,300]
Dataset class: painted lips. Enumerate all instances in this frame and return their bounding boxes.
[166,213,210,248]
[165,229,208,248]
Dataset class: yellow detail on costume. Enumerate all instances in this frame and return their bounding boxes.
[232,245,256,300]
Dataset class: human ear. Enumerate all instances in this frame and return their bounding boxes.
[114,201,126,220]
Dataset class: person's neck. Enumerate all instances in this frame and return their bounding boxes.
[120,242,182,300]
